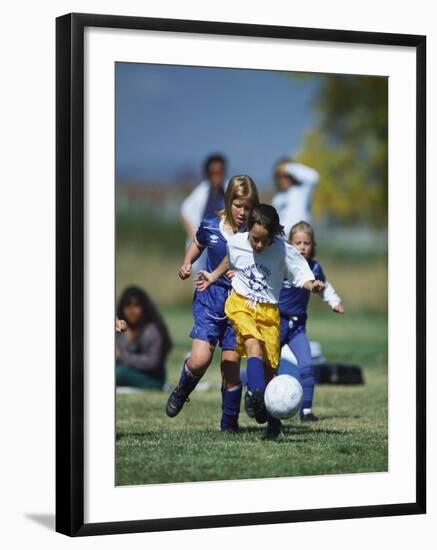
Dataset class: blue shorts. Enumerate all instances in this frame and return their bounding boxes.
[280,314,307,347]
[189,285,236,350]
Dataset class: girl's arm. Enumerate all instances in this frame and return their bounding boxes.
[178,240,204,280]
[320,280,344,313]
[196,256,229,291]
[284,241,325,293]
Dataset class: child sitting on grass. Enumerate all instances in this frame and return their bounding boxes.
[197,204,324,438]
[116,286,172,390]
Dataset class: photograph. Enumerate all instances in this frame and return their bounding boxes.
[114,62,388,486]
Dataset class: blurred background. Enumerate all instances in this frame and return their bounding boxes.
[116,62,387,315]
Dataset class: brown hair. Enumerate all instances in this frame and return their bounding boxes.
[248,204,284,241]
[288,221,316,259]
[221,175,260,232]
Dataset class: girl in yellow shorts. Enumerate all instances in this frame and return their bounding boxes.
[197,204,325,438]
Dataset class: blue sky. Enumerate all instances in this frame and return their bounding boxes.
[115,63,320,186]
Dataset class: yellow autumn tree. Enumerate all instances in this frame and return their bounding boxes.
[295,74,388,227]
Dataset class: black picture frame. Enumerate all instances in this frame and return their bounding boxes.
[56,12,426,537]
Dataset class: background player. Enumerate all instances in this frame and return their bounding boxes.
[279,221,344,422]
[180,154,228,273]
[272,159,319,235]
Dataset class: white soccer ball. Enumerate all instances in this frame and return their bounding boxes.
[264,374,303,419]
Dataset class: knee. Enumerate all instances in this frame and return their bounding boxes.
[189,349,213,373]
[245,338,263,359]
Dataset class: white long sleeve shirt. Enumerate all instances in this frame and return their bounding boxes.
[272,163,319,235]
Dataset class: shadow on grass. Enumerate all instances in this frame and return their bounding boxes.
[117,424,347,440]
[320,415,361,420]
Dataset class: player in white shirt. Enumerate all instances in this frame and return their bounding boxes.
[180,154,227,272]
[272,160,319,236]
[197,204,325,438]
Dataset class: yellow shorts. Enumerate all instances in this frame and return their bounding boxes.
[224,291,280,369]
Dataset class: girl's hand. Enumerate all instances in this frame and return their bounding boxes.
[196,270,216,291]
[226,270,235,279]
[311,280,325,294]
[178,263,192,280]
[333,304,345,314]
[116,318,127,333]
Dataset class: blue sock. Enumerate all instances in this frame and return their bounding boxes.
[178,360,201,394]
[300,365,315,411]
[221,384,242,431]
[247,357,265,393]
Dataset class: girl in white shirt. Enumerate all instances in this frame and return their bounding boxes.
[197,204,325,438]
[272,160,319,236]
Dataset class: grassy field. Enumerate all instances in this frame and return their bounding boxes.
[115,307,388,486]
[115,210,388,486]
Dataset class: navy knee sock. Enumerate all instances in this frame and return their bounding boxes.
[247,357,266,393]
[178,360,201,394]
[300,365,315,410]
[221,384,242,430]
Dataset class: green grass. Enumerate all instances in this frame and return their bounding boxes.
[116,308,387,486]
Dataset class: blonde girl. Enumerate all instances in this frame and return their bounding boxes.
[278,221,344,421]
[166,176,259,433]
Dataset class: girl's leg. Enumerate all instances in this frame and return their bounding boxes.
[220,350,242,433]
[243,338,281,435]
[244,337,266,393]
[243,338,267,423]
[287,328,316,418]
[166,339,214,418]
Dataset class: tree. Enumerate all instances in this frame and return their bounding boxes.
[295,75,388,226]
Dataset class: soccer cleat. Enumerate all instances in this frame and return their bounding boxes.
[244,389,256,419]
[165,385,191,418]
[251,389,268,424]
[265,418,282,440]
[300,412,319,423]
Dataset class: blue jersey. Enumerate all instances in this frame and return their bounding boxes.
[195,215,232,289]
[203,187,225,219]
[191,214,236,349]
[279,259,326,318]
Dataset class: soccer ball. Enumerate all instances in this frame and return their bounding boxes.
[264,375,303,419]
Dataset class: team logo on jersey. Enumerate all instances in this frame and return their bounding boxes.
[248,270,268,293]
[209,234,219,245]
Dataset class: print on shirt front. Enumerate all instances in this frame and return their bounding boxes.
[227,232,315,304]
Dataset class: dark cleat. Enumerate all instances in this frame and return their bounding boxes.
[264,418,282,440]
[251,389,268,424]
[300,412,319,423]
[165,385,190,418]
[244,390,256,419]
